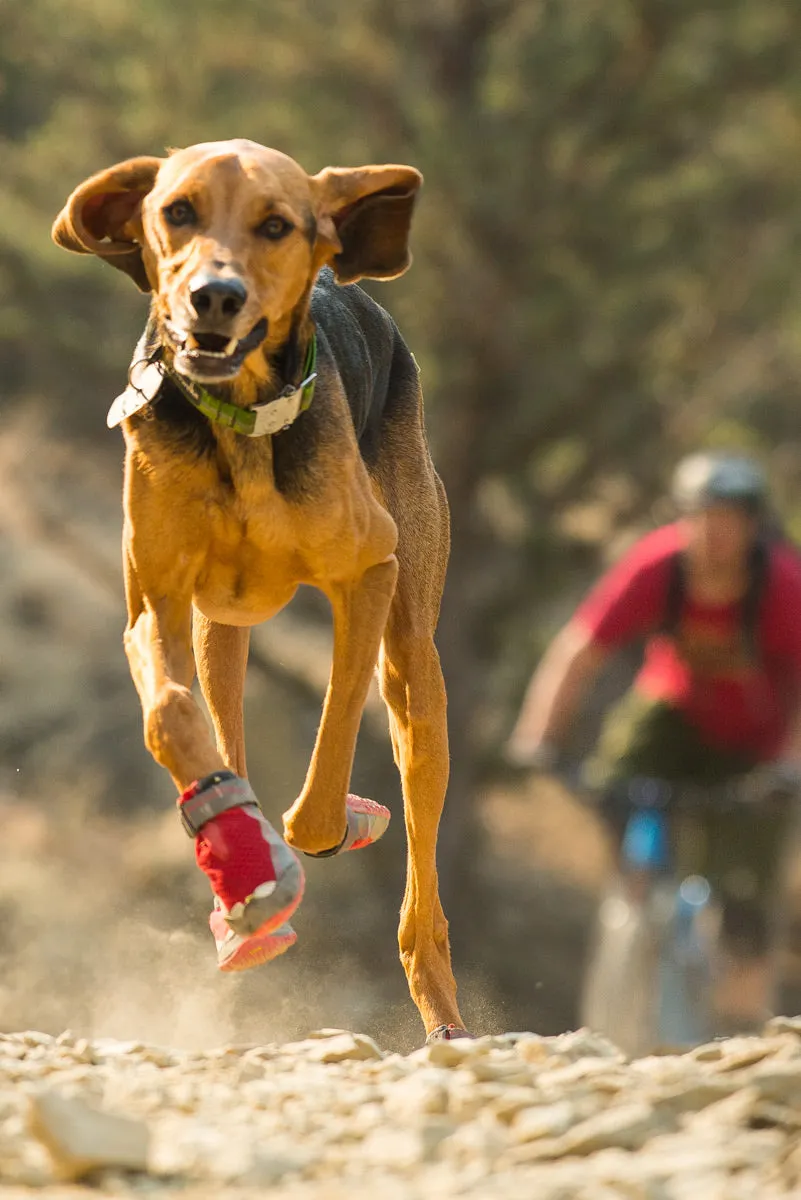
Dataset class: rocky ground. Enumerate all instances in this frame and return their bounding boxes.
[4,1022,801,1198]
[5,418,801,1196]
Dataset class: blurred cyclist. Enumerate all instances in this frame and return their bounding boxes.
[508,452,801,1032]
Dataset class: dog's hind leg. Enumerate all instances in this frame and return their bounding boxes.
[375,436,467,1039]
[192,611,250,778]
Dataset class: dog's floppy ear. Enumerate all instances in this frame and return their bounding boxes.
[52,157,163,293]
[311,164,423,284]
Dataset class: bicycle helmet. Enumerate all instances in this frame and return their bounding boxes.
[671,452,769,515]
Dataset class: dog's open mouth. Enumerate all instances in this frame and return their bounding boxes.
[165,318,268,382]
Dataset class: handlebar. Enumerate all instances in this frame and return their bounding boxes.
[595,769,797,817]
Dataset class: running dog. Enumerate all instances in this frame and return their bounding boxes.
[52,139,469,1042]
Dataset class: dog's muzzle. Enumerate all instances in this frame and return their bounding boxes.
[165,316,268,382]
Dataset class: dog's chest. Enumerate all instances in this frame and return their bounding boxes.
[130,419,380,626]
[191,475,303,624]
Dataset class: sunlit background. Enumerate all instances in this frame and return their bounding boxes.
[3,0,801,1050]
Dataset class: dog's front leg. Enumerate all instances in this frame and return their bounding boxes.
[124,550,304,969]
[123,565,224,790]
[282,555,398,854]
[192,612,250,779]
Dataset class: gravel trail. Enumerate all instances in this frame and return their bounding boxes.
[4,1020,801,1197]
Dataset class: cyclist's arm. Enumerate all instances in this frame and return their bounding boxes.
[507,621,607,765]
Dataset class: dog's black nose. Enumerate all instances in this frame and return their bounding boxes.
[189,274,247,322]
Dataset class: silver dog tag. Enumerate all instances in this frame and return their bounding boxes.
[107,360,164,428]
[248,373,317,437]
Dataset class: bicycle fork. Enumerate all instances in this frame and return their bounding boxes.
[656,874,719,1049]
[581,809,720,1056]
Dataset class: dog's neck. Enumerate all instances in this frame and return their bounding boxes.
[158,313,315,413]
[118,294,318,446]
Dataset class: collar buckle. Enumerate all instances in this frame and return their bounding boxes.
[247,371,317,438]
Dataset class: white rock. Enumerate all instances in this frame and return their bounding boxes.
[165,1080,197,1113]
[746,1061,801,1105]
[336,1082,382,1112]
[441,1117,506,1166]
[545,1028,624,1062]
[684,1086,760,1131]
[234,1058,266,1083]
[3,1023,800,1195]
[384,1072,449,1119]
[28,1088,149,1180]
[92,1038,147,1058]
[240,1145,315,1185]
[207,1042,258,1059]
[488,1085,544,1124]
[693,1038,777,1072]
[70,1038,95,1064]
[652,1077,740,1116]
[308,1033,384,1063]
[412,1037,487,1069]
[511,1100,577,1143]
[765,1014,801,1037]
[467,1053,533,1086]
[447,1078,502,1122]
[510,1100,664,1164]
[149,1119,248,1179]
[536,1057,629,1093]
[16,1031,54,1048]
[361,1127,429,1169]
[0,1043,27,1061]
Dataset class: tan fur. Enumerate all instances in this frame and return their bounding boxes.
[53,140,465,1037]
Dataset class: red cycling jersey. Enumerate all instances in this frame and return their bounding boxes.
[575,523,801,759]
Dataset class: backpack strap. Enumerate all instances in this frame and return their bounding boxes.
[661,548,686,638]
[660,537,770,659]
[741,535,769,659]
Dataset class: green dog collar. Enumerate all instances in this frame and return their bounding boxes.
[109,332,318,436]
[168,334,317,438]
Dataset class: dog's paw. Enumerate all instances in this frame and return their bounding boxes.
[425,1024,475,1044]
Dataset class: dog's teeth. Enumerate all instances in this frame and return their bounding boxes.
[183,335,238,358]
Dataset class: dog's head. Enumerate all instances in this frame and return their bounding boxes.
[53,140,422,383]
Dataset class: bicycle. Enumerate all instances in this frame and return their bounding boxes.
[576,770,796,1059]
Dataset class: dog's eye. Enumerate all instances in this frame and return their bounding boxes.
[257,215,293,240]
[163,200,197,228]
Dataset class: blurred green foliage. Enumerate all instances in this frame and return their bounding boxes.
[4,0,801,876]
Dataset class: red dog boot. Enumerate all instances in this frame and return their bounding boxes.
[210,905,298,973]
[304,794,390,857]
[179,771,305,971]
